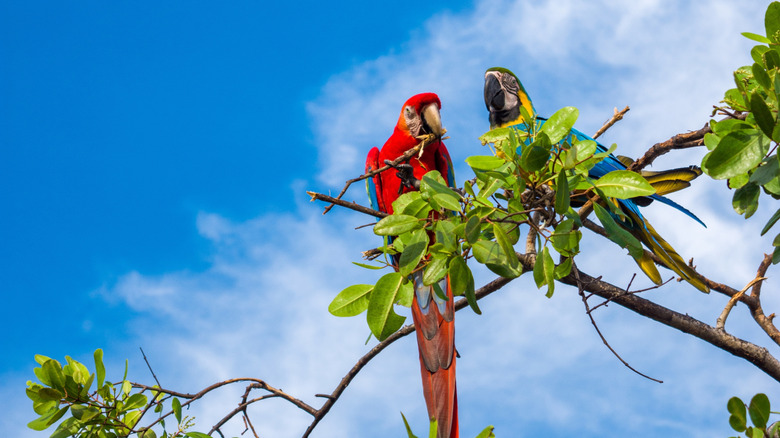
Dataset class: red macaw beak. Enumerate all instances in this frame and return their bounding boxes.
[421,103,444,138]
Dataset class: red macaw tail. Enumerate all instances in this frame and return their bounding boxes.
[411,273,458,438]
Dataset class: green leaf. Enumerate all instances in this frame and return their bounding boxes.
[400,412,419,438]
[186,433,213,438]
[592,170,655,198]
[352,262,385,270]
[767,48,780,72]
[421,171,461,211]
[752,63,772,90]
[366,272,407,340]
[555,171,570,214]
[728,396,747,432]
[774,246,780,264]
[423,255,449,286]
[374,214,422,236]
[550,219,581,257]
[425,419,438,438]
[733,183,760,218]
[435,219,458,252]
[540,107,578,144]
[593,203,644,258]
[398,229,429,277]
[761,208,780,235]
[124,392,148,410]
[466,155,506,171]
[751,93,776,139]
[93,349,105,389]
[70,404,100,422]
[42,359,65,391]
[172,397,182,424]
[398,196,433,219]
[749,393,770,429]
[330,285,373,316]
[475,425,496,438]
[532,247,556,297]
[703,130,770,180]
[448,257,479,314]
[749,157,780,185]
[493,223,519,271]
[542,248,555,297]
[521,133,551,172]
[139,429,158,438]
[751,44,771,64]
[472,240,521,278]
[766,1,780,43]
[554,257,573,279]
[27,406,68,431]
[743,32,772,44]
[465,215,481,244]
[396,279,414,307]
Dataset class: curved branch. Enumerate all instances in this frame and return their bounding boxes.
[508,253,780,381]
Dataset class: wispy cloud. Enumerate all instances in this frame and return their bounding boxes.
[8,1,775,437]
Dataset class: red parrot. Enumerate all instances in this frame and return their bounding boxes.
[365,93,458,438]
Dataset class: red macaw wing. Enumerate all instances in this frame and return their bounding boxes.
[365,147,386,214]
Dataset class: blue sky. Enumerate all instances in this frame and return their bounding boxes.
[2,1,778,437]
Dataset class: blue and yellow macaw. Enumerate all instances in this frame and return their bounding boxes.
[484,67,708,292]
[365,93,459,438]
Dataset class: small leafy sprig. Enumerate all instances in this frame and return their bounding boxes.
[26,349,207,438]
[702,2,780,262]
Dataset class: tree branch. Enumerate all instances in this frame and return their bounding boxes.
[593,106,630,140]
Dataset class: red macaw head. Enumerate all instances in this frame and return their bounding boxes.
[395,92,444,139]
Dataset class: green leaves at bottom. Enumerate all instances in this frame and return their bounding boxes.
[728,396,748,432]
[533,247,555,297]
[367,272,407,340]
[749,393,771,429]
[593,203,643,258]
[449,256,479,314]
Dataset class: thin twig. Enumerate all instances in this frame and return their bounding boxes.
[572,262,663,383]
[716,276,767,331]
[320,134,445,214]
[308,191,387,219]
[139,347,162,388]
[593,106,630,140]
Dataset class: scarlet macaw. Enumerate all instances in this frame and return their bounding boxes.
[484,67,708,292]
[365,93,459,438]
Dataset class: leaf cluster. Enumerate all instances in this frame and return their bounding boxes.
[702,2,780,262]
[727,393,780,438]
[26,349,208,438]
[331,104,658,340]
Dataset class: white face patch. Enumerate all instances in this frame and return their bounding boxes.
[404,105,423,137]
[500,73,520,111]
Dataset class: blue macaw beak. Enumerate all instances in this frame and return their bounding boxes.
[484,72,505,113]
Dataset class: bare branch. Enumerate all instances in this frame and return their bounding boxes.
[572,262,663,382]
[307,191,387,219]
[593,106,630,140]
[508,253,780,382]
[716,276,766,331]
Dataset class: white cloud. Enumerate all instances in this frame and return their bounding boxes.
[9,1,776,437]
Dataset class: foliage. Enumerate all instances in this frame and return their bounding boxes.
[401,414,495,438]
[26,3,780,438]
[25,349,208,438]
[702,1,780,262]
[727,393,780,438]
[330,103,660,340]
